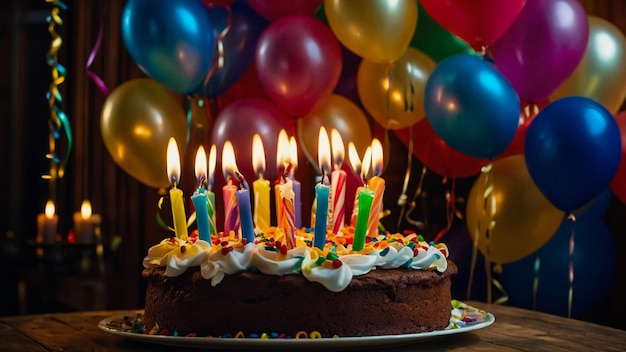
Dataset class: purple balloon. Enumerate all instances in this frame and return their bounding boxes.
[492,0,589,103]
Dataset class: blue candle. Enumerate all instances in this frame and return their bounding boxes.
[235,171,255,244]
[314,181,330,249]
[191,189,211,243]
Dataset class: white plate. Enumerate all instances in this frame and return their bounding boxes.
[98,306,494,350]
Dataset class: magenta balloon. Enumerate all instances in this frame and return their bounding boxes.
[211,98,291,181]
[492,0,589,103]
[246,0,321,21]
[256,15,342,117]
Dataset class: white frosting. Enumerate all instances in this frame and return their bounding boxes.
[143,232,449,292]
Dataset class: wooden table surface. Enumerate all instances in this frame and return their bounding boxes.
[1,301,624,351]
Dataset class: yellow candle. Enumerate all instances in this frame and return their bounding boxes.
[367,138,385,238]
[167,138,188,240]
[252,134,271,233]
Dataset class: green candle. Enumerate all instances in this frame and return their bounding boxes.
[352,187,374,251]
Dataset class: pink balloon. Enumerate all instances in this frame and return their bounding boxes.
[246,0,321,21]
[255,15,342,117]
[609,111,626,204]
[211,97,291,182]
[492,0,589,103]
[420,0,526,50]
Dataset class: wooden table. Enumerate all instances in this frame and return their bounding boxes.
[1,301,624,351]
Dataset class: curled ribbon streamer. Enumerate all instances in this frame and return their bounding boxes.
[532,256,540,311]
[200,4,232,94]
[433,177,464,243]
[567,213,576,318]
[86,19,109,96]
[45,0,72,177]
[404,165,427,228]
[396,127,413,229]
[156,195,196,233]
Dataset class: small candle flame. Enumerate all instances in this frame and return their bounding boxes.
[167,138,181,187]
[222,141,238,181]
[80,200,92,219]
[252,134,266,177]
[371,138,383,176]
[195,146,207,188]
[208,144,216,191]
[318,127,331,175]
[276,129,290,168]
[45,200,55,219]
[348,142,361,177]
[289,136,298,174]
[331,129,345,170]
[361,146,372,181]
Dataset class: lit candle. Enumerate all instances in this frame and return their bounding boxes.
[222,141,240,236]
[367,138,386,238]
[252,134,271,233]
[314,127,331,249]
[73,200,101,244]
[167,138,188,240]
[235,170,256,244]
[37,200,58,244]
[352,187,374,252]
[274,129,289,225]
[330,129,347,235]
[191,146,211,243]
[277,164,297,249]
[207,144,217,237]
[348,143,367,228]
[289,136,302,229]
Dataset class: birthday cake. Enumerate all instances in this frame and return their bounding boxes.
[140,228,457,337]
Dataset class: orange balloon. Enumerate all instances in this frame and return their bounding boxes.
[357,47,436,129]
[466,155,564,264]
[101,79,188,188]
[297,94,372,167]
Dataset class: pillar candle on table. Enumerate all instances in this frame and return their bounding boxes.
[330,129,346,234]
[222,141,240,236]
[314,127,331,249]
[252,134,271,233]
[367,138,385,238]
[73,200,101,244]
[235,171,256,244]
[289,136,302,229]
[167,138,188,240]
[37,200,58,244]
[191,146,211,243]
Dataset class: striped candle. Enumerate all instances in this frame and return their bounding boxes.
[330,129,346,234]
[366,138,385,238]
[278,177,297,249]
[222,141,240,236]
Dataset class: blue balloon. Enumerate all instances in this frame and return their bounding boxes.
[524,97,622,212]
[122,0,215,94]
[500,217,616,318]
[424,55,520,159]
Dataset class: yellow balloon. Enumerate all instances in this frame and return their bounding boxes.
[324,0,417,63]
[551,16,626,114]
[297,94,372,167]
[466,156,564,264]
[357,47,436,129]
[101,78,188,189]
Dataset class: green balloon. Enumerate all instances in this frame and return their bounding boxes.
[410,3,474,62]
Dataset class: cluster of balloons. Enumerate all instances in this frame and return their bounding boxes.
[100,0,626,291]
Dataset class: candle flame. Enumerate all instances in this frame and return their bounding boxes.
[45,200,55,219]
[276,129,290,167]
[361,146,372,180]
[167,138,181,187]
[252,134,266,177]
[208,144,216,191]
[348,142,361,176]
[318,127,331,174]
[80,200,92,219]
[289,136,298,172]
[331,129,345,169]
[371,138,383,176]
[195,146,207,187]
[222,141,238,181]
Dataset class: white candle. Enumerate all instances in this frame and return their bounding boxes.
[37,200,58,244]
[73,200,101,244]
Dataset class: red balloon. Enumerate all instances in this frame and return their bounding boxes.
[395,119,488,179]
[210,97,291,182]
[609,111,626,203]
[420,0,526,50]
[246,0,321,21]
[256,15,342,117]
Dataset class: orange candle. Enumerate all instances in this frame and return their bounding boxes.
[367,138,385,238]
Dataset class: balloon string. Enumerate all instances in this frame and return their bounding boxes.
[404,165,427,229]
[44,0,72,190]
[86,17,109,96]
[156,196,174,232]
[567,212,576,318]
[200,4,232,95]
[532,256,540,311]
[396,127,413,230]
[491,265,509,305]
[433,177,463,242]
